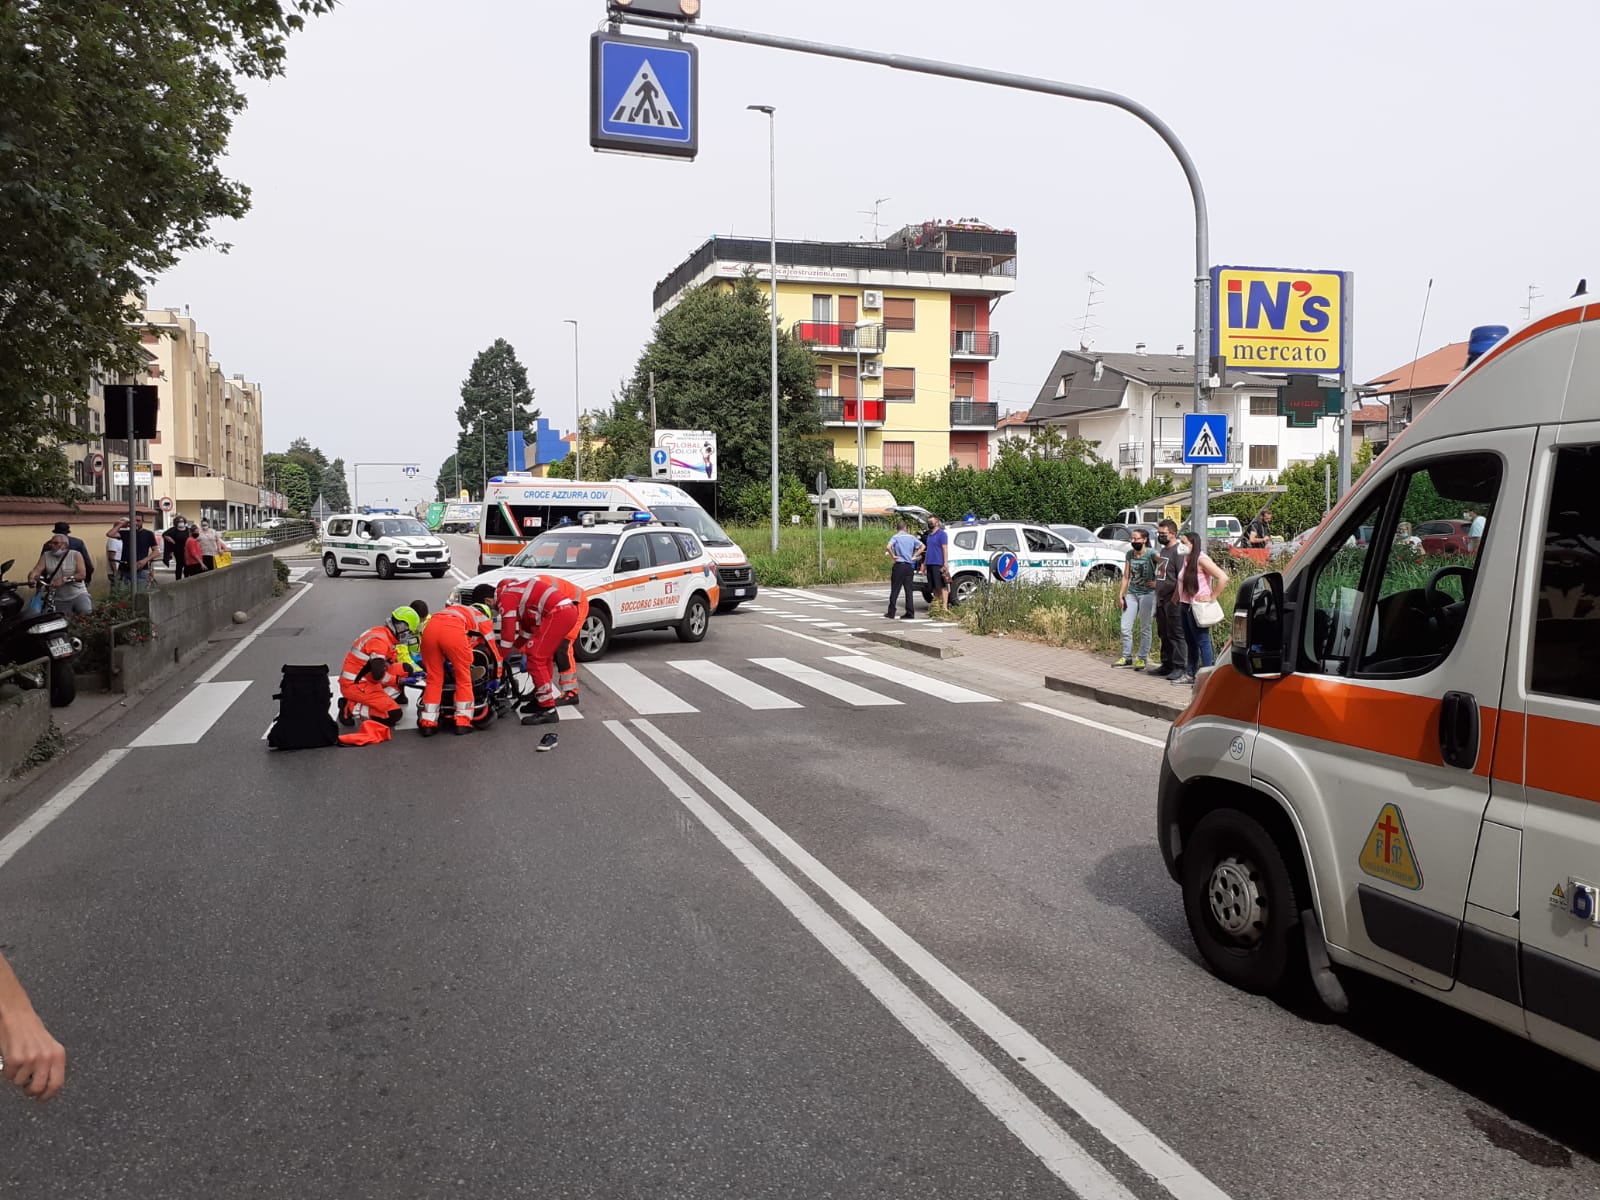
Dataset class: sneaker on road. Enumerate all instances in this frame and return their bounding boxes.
[1145,664,1173,676]
[1133,657,1148,669]
[1172,674,1196,685]
[536,732,558,752]
[521,707,558,727]
[1112,657,1134,668]
[899,614,915,620]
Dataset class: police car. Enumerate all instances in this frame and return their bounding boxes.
[917,519,1127,604]
[454,512,718,660]
[321,513,452,579]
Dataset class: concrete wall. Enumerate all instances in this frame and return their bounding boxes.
[0,688,50,778]
[0,499,159,600]
[113,553,275,690]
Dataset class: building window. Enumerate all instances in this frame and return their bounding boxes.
[882,441,915,475]
[837,365,857,399]
[884,297,915,331]
[1249,394,1278,416]
[816,366,833,395]
[1249,444,1279,470]
[884,367,915,401]
[952,370,976,401]
[812,294,833,323]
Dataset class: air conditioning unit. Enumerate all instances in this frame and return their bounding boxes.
[861,360,883,378]
[862,289,883,309]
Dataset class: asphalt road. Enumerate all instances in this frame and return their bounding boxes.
[1,541,1594,1198]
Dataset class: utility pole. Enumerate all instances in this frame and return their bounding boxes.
[747,103,780,554]
[565,319,583,481]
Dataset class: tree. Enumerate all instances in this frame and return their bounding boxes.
[435,452,462,500]
[283,436,327,504]
[605,276,827,497]
[0,1,331,499]
[323,458,351,511]
[276,462,312,515]
[453,339,538,497]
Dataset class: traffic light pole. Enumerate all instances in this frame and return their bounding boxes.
[608,12,1213,537]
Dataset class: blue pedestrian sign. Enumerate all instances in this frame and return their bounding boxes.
[590,32,698,160]
[1182,413,1229,465]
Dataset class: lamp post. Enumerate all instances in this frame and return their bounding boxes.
[564,319,583,481]
[748,104,779,553]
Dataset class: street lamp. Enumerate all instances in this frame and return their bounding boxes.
[748,103,779,554]
[564,319,583,481]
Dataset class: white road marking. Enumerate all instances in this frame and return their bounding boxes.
[633,721,1230,1200]
[195,582,314,684]
[812,622,850,629]
[1021,702,1165,749]
[130,681,252,747]
[837,627,868,634]
[586,662,697,715]
[606,721,1139,1200]
[761,624,869,655]
[767,587,841,603]
[751,658,900,707]
[449,566,472,583]
[0,749,128,873]
[827,656,998,704]
[668,660,801,710]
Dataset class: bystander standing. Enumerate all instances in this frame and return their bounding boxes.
[1244,507,1273,549]
[884,521,921,620]
[162,517,198,580]
[1176,529,1230,685]
[1115,530,1158,668]
[1147,518,1188,679]
[107,516,157,586]
[197,519,229,571]
[922,516,949,609]
[105,524,123,579]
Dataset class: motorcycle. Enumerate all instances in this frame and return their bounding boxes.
[0,560,81,708]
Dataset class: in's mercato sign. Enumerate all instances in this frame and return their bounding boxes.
[1210,266,1345,373]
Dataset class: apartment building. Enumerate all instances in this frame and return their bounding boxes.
[1028,348,1339,486]
[653,219,1017,476]
[138,306,267,529]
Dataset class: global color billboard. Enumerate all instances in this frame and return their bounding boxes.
[1210,266,1345,374]
[653,429,718,482]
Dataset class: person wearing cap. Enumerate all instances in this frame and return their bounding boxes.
[50,522,93,588]
[337,607,418,727]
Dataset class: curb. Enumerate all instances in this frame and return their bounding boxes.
[852,628,961,659]
[1044,674,1186,722]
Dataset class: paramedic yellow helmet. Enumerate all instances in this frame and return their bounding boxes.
[389,606,420,636]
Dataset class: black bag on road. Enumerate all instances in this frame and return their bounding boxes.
[267,664,340,750]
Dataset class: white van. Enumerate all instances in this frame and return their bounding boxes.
[321,513,451,579]
[1160,300,1600,1070]
[476,475,756,611]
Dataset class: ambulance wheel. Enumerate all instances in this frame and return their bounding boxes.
[676,594,710,643]
[375,555,395,580]
[323,554,341,578]
[429,568,447,579]
[1181,808,1302,995]
[575,606,611,662]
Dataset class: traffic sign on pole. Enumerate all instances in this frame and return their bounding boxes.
[590,31,698,159]
[651,447,670,477]
[89,452,105,477]
[1182,413,1229,465]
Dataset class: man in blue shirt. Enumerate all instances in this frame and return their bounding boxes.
[922,515,949,609]
[885,521,921,619]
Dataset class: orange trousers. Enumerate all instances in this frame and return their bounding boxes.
[339,678,400,724]
[419,620,475,728]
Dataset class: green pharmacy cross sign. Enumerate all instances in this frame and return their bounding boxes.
[1277,375,1343,429]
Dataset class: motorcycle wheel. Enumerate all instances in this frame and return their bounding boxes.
[49,656,76,707]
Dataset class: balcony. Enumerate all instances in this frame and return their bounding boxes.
[1150,440,1244,471]
[818,396,886,426]
[950,330,1001,359]
[949,401,999,428]
[796,322,885,354]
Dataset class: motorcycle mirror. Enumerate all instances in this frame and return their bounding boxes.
[0,560,11,576]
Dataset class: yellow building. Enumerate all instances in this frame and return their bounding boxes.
[653,220,1017,475]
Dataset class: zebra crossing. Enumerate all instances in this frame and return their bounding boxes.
[582,654,998,716]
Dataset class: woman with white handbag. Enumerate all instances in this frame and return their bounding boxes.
[1175,530,1230,685]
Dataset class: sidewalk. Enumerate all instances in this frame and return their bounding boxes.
[846,597,1190,722]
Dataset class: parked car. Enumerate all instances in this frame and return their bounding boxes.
[321,513,452,579]
[454,514,716,660]
[1095,522,1159,546]
[1415,518,1473,555]
[917,520,1126,604]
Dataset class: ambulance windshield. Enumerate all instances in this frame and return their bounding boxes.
[650,505,732,546]
[510,530,618,570]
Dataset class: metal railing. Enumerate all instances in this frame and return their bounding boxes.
[222,518,318,553]
[798,322,885,353]
[949,401,999,427]
[950,330,1000,357]
[1151,440,1243,466]
[1119,443,1144,466]
[818,397,886,424]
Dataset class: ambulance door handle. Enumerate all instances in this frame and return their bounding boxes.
[1439,690,1480,770]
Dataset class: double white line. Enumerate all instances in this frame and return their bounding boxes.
[605,718,1229,1200]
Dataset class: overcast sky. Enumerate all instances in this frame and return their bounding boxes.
[154,0,1600,509]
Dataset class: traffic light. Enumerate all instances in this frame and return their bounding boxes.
[608,0,701,20]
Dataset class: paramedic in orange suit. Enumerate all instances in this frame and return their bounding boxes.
[419,595,491,737]
[495,575,580,726]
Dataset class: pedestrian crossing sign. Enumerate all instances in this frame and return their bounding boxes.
[1182,413,1229,465]
[591,31,698,160]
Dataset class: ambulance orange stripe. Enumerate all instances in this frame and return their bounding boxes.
[1256,675,1453,769]
[1525,713,1600,804]
[1490,709,1524,787]
[1174,661,1260,728]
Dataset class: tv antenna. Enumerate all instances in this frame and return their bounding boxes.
[1075,273,1104,351]
[858,196,892,241]
[1522,284,1542,321]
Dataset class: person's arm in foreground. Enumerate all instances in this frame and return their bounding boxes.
[0,951,65,1101]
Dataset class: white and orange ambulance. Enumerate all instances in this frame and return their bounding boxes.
[475,475,756,611]
[1161,292,1600,1069]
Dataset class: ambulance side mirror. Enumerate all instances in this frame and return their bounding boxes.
[1231,571,1295,680]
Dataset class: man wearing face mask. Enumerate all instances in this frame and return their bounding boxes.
[1146,518,1188,679]
[162,516,196,580]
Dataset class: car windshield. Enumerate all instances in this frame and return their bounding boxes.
[1052,525,1094,542]
[650,504,732,546]
[510,530,619,570]
[369,518,429,538]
